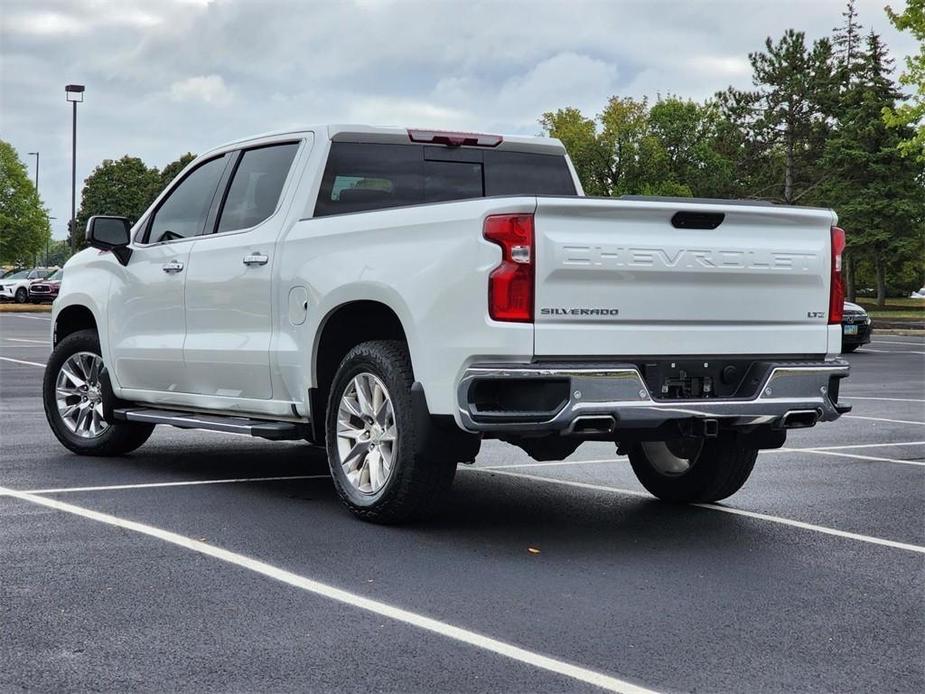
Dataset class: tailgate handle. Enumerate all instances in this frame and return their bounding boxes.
[671,211,725,230]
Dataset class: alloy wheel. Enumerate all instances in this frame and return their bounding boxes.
[55,351,110,438]
[335,372,397,494]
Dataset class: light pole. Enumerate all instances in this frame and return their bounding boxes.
[65,84,85,254]
[46,217,56,267]
[27,151,39,192]
[27,152,42,267]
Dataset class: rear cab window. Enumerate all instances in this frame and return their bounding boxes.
[313,142,576,217]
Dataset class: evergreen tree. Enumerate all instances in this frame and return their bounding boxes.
[719,31,834,204]
[832,0,864,87]
[821,31,925,306]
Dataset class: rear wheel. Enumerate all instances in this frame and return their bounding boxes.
[628,434,757,503]
[43,329,154,456]
[325,340,456,524]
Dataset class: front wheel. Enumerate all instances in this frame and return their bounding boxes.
[628,435,758,503]
[14,287,27,303]
[842,344,860,353]
[43,329,154,456]
[325,340,456,524]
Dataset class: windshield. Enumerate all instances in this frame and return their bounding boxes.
[46,269,63,281]
[2,270,29,280]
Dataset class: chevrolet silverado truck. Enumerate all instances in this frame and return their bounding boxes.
[43,125,851,523]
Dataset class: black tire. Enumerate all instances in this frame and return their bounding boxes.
[628,434,758,503]
[842,344,860,353]
[43,329,154,456]
[325,340,456,524]
[14,287,27,303]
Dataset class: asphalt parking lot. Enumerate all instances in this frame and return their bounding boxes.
[1,312,922,693]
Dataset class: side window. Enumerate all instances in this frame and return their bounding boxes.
[314,143,423,217]
[146,155,226,243]
[216,143,299,233]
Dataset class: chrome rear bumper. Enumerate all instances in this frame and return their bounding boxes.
[456,360,850,434]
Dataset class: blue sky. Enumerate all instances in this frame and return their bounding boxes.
[1,0,916,238]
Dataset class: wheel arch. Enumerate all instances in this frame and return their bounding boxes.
[54,304,99,345]
[309,299,411,442]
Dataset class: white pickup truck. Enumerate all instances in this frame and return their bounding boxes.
[44,125,850,523]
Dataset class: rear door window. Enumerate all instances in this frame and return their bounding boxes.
[216,142,299,233]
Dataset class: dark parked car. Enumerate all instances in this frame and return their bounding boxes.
[28,269,63,303]
[841,301,871,352]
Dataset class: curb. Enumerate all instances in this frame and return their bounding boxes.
[0,305,52,314]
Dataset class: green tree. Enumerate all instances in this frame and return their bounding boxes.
[719,30,834,204]
[75,156,161,248]
[883,0,925,161]
[539,107,609,195]
[159,152,196,189]
[45,239,73,267]
[832,0,864,88]
[821,31,925,306]
[0,140,51,265]
[647,97,739,198]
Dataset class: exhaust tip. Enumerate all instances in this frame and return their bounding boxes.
[781,410,819,429]
[569,416,616,435]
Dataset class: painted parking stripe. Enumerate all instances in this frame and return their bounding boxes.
[857,348,925,355]
[847,396,925,403]
[463,468,925,554]
[809,440,925,451]
[0,356,45,367]
[4,338,50,344]
[22,475,330,495]
[872,340,925,346]
[483,444,925,471]
[779,448,925,467]
[485,458,625,470]
[1,314,51,320]
[0,486,655,694]
[846,415,924,426]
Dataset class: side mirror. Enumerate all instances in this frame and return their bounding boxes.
[86,216,132,265]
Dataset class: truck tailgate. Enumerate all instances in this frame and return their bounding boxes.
[533,198,836,357]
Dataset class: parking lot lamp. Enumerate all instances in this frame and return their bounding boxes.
[65,84,85,254]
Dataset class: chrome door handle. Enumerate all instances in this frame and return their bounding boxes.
[162,260,184,273]
[243,253,269,266]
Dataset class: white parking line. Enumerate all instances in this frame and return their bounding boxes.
[857,348,925,355]
[4,338,50,344]
[21,475,330,495]
[483,443,925,471]
[809,440,925,451]
[872,340,925,346]
[1,314,51,320]
[778,448,925,467]
[0,356,45,367]
[846,415,925,426]
[847,396,925,403]
[484,458,625,470]
[463,468,925,554]
[0,485,654,694]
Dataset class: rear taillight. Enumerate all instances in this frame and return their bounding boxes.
[829,226,846,324]
[483,214,534,323]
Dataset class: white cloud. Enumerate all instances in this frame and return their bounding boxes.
[168,75,234,106]
[1,0,918,239]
